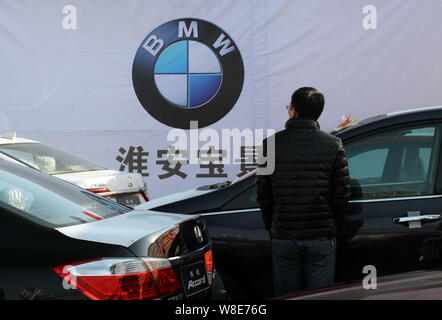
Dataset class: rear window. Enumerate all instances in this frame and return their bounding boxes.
[0,163,130,227]
[0,143,105,175]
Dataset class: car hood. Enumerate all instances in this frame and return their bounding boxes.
[56,209,199,248]
[53,170,145,193]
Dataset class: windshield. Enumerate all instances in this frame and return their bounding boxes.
[0,143,105,175]
[0,161,130,227]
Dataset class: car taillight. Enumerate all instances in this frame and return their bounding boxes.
[86,188,110,194]
[141,183,150,202]
[204,249,213,286]
[53,257,182,300]
[141,191,149,202]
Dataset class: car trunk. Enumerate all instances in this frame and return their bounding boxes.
[56,209,212,299]
[54,170,148,207]
[56,209,209,256]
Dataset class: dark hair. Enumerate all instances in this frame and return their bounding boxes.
[291,87,324,120]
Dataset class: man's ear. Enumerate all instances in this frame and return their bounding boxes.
[292,106,299,119]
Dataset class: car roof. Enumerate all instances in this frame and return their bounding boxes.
[0,138,37,145]
[335,105,442,139]
[0,133,37,145]
[385,105,442,117]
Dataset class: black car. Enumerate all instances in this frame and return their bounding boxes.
[139,106,442,299]
[0,159,214,300]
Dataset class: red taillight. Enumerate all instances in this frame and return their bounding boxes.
[204,249,213,273]
[86,188,110,194]
[151,266,182,296]
[204,249,214,286]
[141,191,149,202]
[141,183,150,202]
[53,258,182,300]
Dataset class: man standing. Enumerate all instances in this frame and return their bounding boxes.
[256,87,350,297]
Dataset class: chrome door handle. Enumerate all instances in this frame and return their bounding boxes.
[393,214,441,224]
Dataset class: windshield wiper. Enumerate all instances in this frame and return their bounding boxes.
[210,181,231,189]
[197,180,231,190]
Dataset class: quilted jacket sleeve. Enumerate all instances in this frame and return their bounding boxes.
[331,139,350,236]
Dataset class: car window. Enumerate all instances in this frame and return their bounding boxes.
[0,143,105,175]
[347,148,389,182]
[220,186,258,210]
[0,163,130,227]
[346,125,440,200]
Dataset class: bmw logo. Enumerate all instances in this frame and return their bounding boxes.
[132,18,244,129]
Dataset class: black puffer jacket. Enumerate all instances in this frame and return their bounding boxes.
[256,118,350,240]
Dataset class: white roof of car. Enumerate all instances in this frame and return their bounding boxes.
[0,133,37,145]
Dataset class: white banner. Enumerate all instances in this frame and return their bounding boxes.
[1,0,442,198]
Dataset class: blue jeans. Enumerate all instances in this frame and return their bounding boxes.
[271,237,336,297]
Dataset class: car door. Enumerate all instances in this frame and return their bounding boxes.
[201,182,273,298]
[337,123,442,282]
